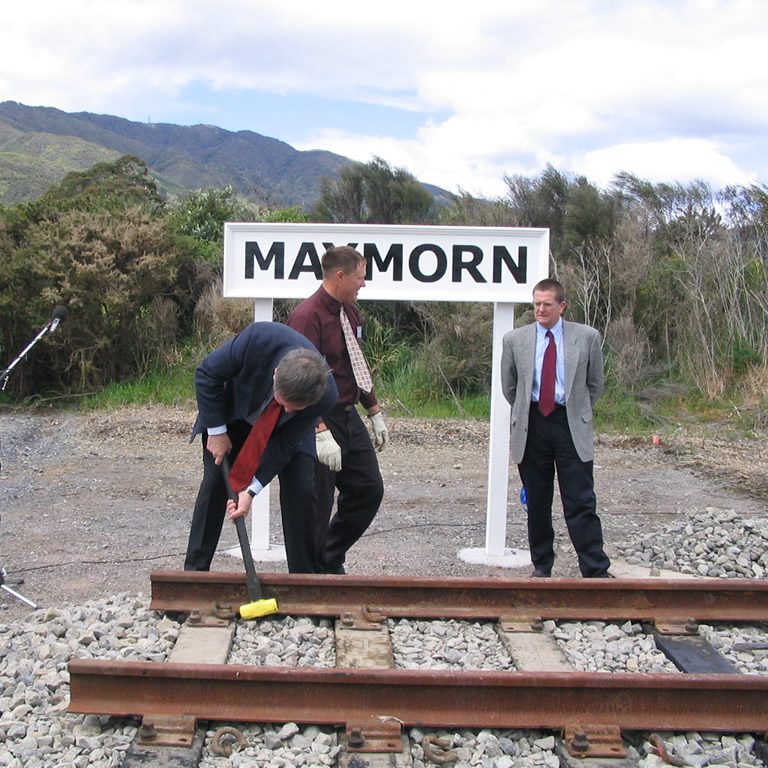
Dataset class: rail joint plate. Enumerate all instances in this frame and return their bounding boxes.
[185,606,235,627]
[563,724,627,758]
[653,618,699,635]
[499,615,544,632]
[344,716,404,752]
[138,714,197,747]
[339,606,387,630]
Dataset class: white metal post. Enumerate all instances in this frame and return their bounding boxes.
[458,302,529,567]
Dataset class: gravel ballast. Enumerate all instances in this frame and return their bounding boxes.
[2,508,768,767]
[2,406,768,766]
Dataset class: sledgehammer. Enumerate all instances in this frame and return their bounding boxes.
[221,457,279,620]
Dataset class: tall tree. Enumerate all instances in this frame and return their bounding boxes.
[313,156,434,224]
[504,165,571,253]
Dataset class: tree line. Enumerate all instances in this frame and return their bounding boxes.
[0,154,766,424]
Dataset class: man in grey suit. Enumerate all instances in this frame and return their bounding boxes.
[501,278,612,578]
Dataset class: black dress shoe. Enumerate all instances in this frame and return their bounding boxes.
[592,572,615,578]
[531,568,551,578]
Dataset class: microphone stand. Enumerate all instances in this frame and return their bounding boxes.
[1,571,39,609]
[0,316,59,610]
[0,319,56,391]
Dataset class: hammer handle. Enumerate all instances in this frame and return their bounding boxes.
[221,456,263,602]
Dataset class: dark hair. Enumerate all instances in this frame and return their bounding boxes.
[274,348,330,406]
[321,246,365,277]
[533,278,566,303]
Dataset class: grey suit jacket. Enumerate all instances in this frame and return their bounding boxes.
[501,320,604,463]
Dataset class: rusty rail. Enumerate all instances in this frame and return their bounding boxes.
[68,573,768,751]
[150,570,768,623]
[68,659,768,734]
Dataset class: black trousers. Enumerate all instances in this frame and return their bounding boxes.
[184,420,321,573]
[518,405,610,577]
[314,406,384,573]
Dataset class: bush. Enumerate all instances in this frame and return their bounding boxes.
[0,207,195,396]
[410,302,493,397]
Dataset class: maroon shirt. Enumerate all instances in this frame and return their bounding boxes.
[287,286,378,410]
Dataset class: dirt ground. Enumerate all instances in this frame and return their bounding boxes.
[1,403,767,623]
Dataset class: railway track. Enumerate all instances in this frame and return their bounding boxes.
[67,571,768,766]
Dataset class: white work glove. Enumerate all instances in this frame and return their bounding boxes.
[316,429,342,472]
[368,412,389,451]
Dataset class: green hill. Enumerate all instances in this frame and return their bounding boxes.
[0,119,123,204]
[0,100,356,207]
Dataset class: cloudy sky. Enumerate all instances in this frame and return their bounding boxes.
[2,0,765,198]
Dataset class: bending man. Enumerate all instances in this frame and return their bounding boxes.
[185,321,337,573]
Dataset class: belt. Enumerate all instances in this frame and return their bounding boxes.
[531,401,566,412]
[335,403,357,412]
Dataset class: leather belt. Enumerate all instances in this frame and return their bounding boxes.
[531,401,566,411]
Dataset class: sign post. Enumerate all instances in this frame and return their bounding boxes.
[222,223,549,566]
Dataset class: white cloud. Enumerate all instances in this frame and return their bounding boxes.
[573,138,758,189]
[298,126,512,199]
[2,0,767,197]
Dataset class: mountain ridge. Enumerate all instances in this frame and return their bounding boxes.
[0,100,421,208]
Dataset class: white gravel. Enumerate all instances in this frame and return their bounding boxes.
[3,508,768,767]
[0,593,179,768]
[388,618,516,670]
[553,619,679,673]
[618,508,768,578]
[229,616,336,667]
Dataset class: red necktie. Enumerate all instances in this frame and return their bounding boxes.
[228,399,282,493]
[538,330,556,417]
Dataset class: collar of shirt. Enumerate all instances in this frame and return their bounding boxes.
[318,285,341,312]
[320,285,361,336]
[536,317,564,347]
[246,390,276,425]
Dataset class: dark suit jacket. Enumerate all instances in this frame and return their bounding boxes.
[192,322,338,486]
[501,319,604,463]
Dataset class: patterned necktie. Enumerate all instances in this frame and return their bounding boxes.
[538,330,556,417]
[340,307,373,392]
[228,398,282,492]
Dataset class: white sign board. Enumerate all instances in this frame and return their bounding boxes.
[224,223,549,301]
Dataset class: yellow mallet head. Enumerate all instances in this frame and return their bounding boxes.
[239,597,279,620]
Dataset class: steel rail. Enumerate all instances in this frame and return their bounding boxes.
[68,659,768,734]
[149,570,768,623]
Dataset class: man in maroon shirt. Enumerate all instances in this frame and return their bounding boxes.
[287,246,388,574]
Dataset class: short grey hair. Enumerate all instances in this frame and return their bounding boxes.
[274,348,330,406]
[533,278,566,303]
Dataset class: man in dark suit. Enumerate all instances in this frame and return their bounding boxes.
[501,278,611,578]
[185,322,338,573]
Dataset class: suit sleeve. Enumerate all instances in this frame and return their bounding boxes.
[586,329,605,406]
[194,333,248,430]
[500,332,518,407]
